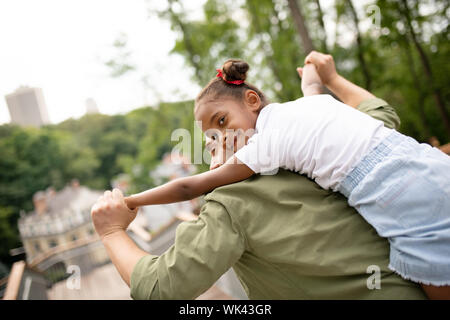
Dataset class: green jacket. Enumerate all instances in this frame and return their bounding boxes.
[130,98,426,299]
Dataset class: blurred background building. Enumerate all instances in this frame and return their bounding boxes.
[18,180,102,267]
[85,98,100,115]
[5,86,50,127]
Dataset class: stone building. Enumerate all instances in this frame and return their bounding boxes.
[5,86,50,127]
[18,180,108,275]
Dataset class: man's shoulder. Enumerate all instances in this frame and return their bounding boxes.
[357,97,401,130]
[204,169,331,217]
[205,169,317,199]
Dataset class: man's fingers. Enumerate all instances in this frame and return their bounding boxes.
[91,201,103,215]
[112,188,137,214]
[112,188,123,200]
[94,189,134,214]
[91,203,98,214]
[104,190,112,200]
[112,188,127,210]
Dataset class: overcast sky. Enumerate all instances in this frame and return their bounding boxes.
[0,0,204,125]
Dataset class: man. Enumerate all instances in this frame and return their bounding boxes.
[91,52,426,299]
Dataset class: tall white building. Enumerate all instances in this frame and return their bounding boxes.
[5,86,50,127]
[85,98,99,115]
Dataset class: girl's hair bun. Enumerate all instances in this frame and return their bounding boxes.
[222,59,249,82]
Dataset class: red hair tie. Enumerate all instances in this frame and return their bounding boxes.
[216,69,244,85]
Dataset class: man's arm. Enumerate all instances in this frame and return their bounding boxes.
[91,189,147,286]
[130,200,245,299]
[101,231,148,286]
[356,98,401,129]
[91,188,246,299]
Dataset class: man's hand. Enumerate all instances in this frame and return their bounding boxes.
[91,188,147,287]
[303,51,339,86]
[91,188,138,240]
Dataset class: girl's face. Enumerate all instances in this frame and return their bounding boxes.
[194,90,262,169]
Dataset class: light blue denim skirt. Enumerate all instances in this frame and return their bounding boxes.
[338,130,450,286]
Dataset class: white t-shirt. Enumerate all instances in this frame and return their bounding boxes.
[234,94,393,191]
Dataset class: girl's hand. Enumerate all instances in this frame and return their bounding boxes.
[303,51,339,86]
[124,196,137,210]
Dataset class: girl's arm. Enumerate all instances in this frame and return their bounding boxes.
[303,51,375,108]
[124,156,254,209]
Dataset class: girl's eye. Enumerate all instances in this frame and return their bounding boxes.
[219,117,225,126]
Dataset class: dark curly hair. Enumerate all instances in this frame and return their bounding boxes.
[195,59,269,108]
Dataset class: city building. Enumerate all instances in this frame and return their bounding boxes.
[5,86,50,127]
[18,180,109,276]
[85,98,99,115]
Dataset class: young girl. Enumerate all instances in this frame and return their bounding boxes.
[124,57,450,297]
